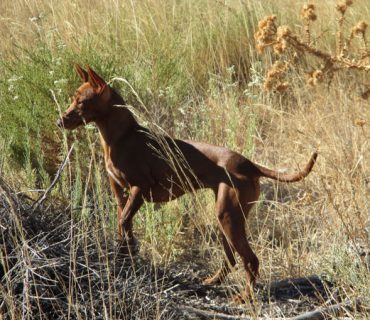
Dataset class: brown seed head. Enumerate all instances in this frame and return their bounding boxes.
[307,77,315,86]
[301,4,317,21]
[336,1,353,15]
[312,70,324,84]
[354,119,366,127]
[264,61,289,91]
[361,85,370,100]
[352,21,368,35]
[257,15,277,29]
[276,82,289,92]
[273,26,291,55]
[255,15,278,53]
[277,26,291,38]
[306,69,324,86]
[336,3,347,14]
[273,41,287,55]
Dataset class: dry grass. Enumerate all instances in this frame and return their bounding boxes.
[0,0,369,319]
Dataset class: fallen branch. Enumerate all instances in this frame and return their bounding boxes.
[291,301,353,320]
[265,274,333,300]
[179,305,251,320]
[31,144,74,213]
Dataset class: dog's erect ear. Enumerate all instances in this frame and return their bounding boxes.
[86,65,110,100]
[75,64,88,82]
[86,65,107,91]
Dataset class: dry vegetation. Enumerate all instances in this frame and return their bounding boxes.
[0,0,369,319]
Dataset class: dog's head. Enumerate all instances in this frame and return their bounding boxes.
[57,65,112,130]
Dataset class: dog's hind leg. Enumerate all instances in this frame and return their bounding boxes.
[214,183,259,300]
[203,233,237,285]
[221,210,259,300]
[203,186,237,285]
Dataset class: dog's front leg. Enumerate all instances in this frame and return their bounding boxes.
[119,186,144,254]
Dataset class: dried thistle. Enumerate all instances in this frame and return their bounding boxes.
[336,4,347,15]
[336,1,354,55]
[273,26,291,55]
[273,41,287,55]
[301,4,317,22]
[277,26,291,38]
[336,1,353,15]
[347,21,369,59]
[301,4,317,44]
[354,119,366,127]
[255,1,369,94]
[264,61,289,92]
[306,69,324,86]
[254,15,278,53]
[361,85,370,100]
[353,21,368,48]
[352,21,368,36]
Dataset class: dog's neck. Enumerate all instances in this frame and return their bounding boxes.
[94,92,139,146]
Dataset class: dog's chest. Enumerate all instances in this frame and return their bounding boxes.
[101,141,129,188]
[106,162,127,188]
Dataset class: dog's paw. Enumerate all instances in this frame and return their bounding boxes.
[118,237,140,256]
[202,276,220,286]
[232,294,245,304]
[202,269,226,285]
[231,288,257,305]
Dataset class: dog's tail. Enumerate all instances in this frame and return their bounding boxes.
[254,152,318,182]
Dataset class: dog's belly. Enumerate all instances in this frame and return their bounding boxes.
[143,186,185,202]
[143,177,203,203]
[106,162,202,202]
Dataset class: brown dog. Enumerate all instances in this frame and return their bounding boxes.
[57,65,317,300]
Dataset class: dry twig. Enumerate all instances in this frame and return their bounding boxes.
[31,144,74,213]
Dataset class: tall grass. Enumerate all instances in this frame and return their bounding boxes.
[0,0,369,318]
